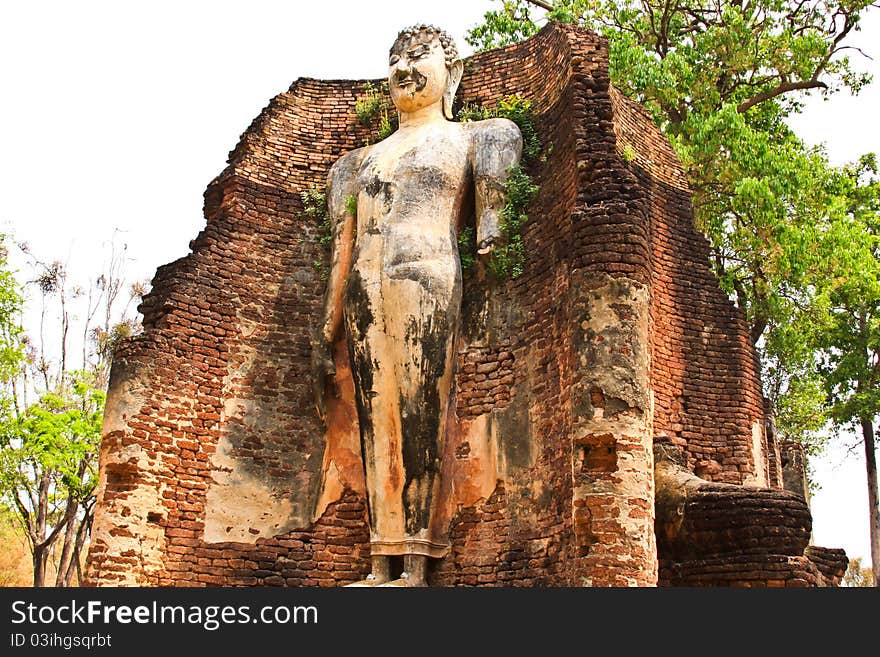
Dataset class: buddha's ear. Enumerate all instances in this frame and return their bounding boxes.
[443,60,464,120]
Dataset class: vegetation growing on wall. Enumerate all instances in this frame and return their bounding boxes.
[355,82,398,144]
[457,226,477,274]
[457,94,542,279]
[301,187,359,282]
[458,94,540,164]
[300,186,331,280]
[491,165,539,279]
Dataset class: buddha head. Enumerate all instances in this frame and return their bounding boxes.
[388,24,463,120]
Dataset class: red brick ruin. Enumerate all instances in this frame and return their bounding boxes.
[85,24,846,587]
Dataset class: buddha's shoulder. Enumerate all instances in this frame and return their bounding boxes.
[329,145,369,181]
[463,117,522,145]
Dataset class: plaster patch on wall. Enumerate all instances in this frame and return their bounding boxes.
[569,272,657,586]
[202,309,322,543]
[203,433,298,543]
[101,358,149,437]
[743,419,768,487]
[90,441,169,585]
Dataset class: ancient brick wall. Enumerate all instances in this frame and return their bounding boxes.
[86,22,817,588]
[660,545,848,587]
[609,91,776,488]
[85,79,374,585]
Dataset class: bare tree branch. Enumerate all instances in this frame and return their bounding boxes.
[737,79,828,113]
[35,513,70,552]
[11,491,34,540]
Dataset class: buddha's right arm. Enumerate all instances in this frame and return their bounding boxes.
[317,149,364,347]
[319,164,356,345]
[312,149,364,421]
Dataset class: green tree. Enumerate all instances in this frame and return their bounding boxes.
[0,373,104,586]
[0,236,144,586]
[466,0,872,355]
[842,556,874,586]
[468,1,873,342]
[0,236,25,411]
[810,155,880,586]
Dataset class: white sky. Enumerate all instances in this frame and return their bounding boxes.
[1,1,877,568]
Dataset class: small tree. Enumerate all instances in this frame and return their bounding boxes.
[0,235,145,586]
[812,155,880,586]
[0,236,25,407]
[0,373,103,586]
[842,556,874,587]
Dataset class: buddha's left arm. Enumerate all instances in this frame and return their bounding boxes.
[471,118,523,254]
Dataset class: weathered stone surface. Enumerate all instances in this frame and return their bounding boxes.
[660,553,830,587]
[780,440,811,504]
[569,272,656,586]
[804,546,848,586]
[653,443,846,587]
[655,443,810,560]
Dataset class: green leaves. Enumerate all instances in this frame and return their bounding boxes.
[466,0,541,51]
[809,158,880,429]
[344,194,358,218]
[0,236,24,388]
[458,226,477,274]
[497,95,541,163]
[775,372,829,449]
[490,164,540,279]
[354,81,398,145]
[0,371,103,505]
[354,82,387,126]
[456,95,542,279]
[300,186,328,222]
[458,94,541,163]
[301,186,332,282]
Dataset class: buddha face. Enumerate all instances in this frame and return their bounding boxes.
[388,34,458,117]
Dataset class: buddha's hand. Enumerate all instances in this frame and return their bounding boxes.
[476,209,501,255]
[311,338,337,424]
[477,236,496,255]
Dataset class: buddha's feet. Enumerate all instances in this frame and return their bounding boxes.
[343,555,393,587]
[344,573,390,587]
[377,571,427,587]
